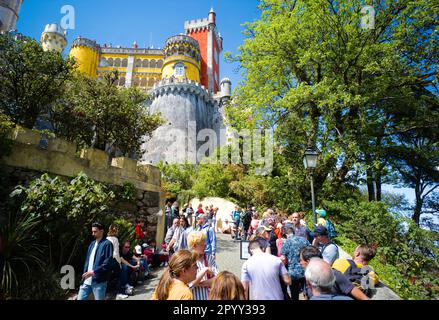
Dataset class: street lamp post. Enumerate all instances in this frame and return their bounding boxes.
[303,147,319,225]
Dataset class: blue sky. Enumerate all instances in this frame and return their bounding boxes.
[16,0,261,88]
[15,0,417,205]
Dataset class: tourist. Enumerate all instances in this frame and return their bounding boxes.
[152,250,197,300]
[187,231,219,300]
[241,240,291,300]
[209,271,246,300]
[77,222,114,300]
[312,226,339,266]
[304,258,353,300]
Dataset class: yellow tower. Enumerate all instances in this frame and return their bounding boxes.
[161,34,201,83]
[69,37,100,77]
[41,23,67,53]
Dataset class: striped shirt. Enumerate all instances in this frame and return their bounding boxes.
[191,254,219,300]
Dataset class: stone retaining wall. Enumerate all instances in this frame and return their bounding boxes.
[1,127,166,244]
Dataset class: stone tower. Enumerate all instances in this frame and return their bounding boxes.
[0,0,23,32]
[141,34,219,165]
[41,23,67,53]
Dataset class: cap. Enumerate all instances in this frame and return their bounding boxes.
[134,245,142,254]
[314,226,328,236]
[256,225,271,234]
[316,209,327,218]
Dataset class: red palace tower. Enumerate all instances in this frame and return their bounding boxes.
[185,8,223,94]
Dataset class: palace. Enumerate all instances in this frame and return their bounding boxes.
[66,8,231,165]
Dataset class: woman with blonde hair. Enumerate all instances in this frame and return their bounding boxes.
[187,231,219,300]
[152,249,197,300]
[209,271,246,300]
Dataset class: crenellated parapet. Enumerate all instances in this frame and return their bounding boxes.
[2,127,161,193]
[164,34,201,64]
[151,77,215,103]
[184,18,210,33]
[71,37,100,51]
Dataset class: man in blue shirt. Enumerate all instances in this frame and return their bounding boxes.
[77,222,114,300]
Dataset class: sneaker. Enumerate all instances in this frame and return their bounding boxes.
[116,293,128,300]
[125,284,134,289]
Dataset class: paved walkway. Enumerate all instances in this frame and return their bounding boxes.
[125,232,243,300]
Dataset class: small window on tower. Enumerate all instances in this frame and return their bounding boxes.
[174,63,185,77]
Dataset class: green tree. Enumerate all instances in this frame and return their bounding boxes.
[15,172,115,269]
[0,33,73,128]
[227,0,438,207]
[51,72,163,157]
[388,133,439,225]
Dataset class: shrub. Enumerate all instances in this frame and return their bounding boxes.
[0,209,45,299]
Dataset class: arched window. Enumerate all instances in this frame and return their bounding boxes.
[157,60,163,68]
[148,78,155,87]
[119,77,126,86]
[150,59,156,69]
[174,63,185,77]
[140,78,148,87]
[133,77,140,87]
[142,60,149,68]
[135,59,142,68]
[99,58,107,67]
[107,58,113,67]
[122,58,128,67]
[114,58,121,67]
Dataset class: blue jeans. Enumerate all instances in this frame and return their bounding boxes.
[77,281,107,300]
[121,259,150,287]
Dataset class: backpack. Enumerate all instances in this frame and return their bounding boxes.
[326,219,337,239]
[344,259,374,297]
[232,211,241,221]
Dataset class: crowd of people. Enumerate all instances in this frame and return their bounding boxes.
[77,202,379,301]
[153,202,379,300]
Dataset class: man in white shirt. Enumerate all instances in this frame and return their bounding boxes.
[77,222,114,300]
[241,240,291,300]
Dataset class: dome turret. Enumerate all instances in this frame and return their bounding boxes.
[161,34,201,83]
[41,23,67,52]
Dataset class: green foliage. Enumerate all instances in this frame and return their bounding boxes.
[0,209,45,298]
[112,218,135,245]
[14,264,68,300]
[51,72,163,156]
[192,164,237,199]
[0,112,14,157]
[158,162,197,198]
[120,182,136,201]
[14,172,115,269]
[0,33,74,128]
[229,0,438,219]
